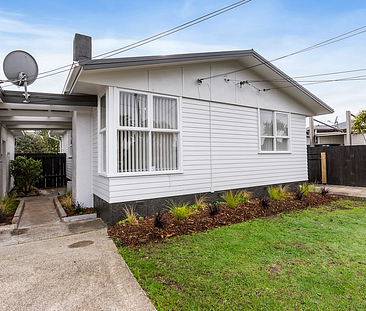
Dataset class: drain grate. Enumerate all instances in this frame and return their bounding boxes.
[68,240,94,248]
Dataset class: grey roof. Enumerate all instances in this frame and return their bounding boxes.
[80,50,255,71]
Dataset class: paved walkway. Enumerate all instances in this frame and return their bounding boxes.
[0,191,156,311]
[316,184,366,198]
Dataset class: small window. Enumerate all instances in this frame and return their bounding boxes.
[260,110,289,152]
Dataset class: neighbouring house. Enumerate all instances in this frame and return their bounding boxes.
[61,34,334,225]
[306,121,366,146]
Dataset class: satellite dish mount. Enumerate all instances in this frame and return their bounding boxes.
[3,50,38,103]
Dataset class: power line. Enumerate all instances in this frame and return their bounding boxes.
[199,25,366,81]
[1,0,253,88]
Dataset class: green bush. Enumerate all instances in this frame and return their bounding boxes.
[268,184,289,200]
[221,190,242,209]
[10,156,43,194]
[166,200,192,221]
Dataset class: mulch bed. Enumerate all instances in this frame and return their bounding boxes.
[0,209,16,226]
[108,193,348,249]
[63,206,97,217]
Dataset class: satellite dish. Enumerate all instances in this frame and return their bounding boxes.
[3,50,38,102]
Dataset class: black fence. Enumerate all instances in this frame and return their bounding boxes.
[15,153,67,188]
[307,146,366,187]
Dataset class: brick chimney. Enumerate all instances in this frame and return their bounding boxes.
[73,33,92,62]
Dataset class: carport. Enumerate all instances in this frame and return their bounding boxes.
[0,89,97,205]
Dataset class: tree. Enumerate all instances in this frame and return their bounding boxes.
[352,110,366,143]
[10,156,43,194]
[15,131,61,154]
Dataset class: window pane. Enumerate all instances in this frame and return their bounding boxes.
[100,94,106,129]
[276,113,288,136]
[119,92,148,127]
[276,138,288,151]
[117,130,149,173]
[152,132,178,171]
[153,96,178,129]
[260,110,273,136]
[261,137,274,151]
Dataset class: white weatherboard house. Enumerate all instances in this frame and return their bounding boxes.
[62,34,334,225]
[1,34,334,225]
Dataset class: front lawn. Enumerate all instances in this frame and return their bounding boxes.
[119,199,366,310]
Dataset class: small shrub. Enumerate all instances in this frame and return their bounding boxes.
[259,197,270,209]
[74,201,84,214]
[308,183,317,193]
[122,205,138,225]
[320,187,329,196]
[154,212,166,228]
[0,195,18,222]
[208,203,220,217]
[10,156,43,195]
[194,195,207,211]
[268,185,289,200]
[59,192,73,210]
[221,190,242,209]
[166,200,191,221]
[294,190,305,201]
[239,190,252,203]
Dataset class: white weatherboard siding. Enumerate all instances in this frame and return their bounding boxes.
[92,108,109,202]
[0,124,15,197]
[107,98,307,204]
[81,59,311,204]
[78,60,315,116]
[62,131,73,180]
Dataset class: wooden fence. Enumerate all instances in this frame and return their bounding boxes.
[307,146,366,187]
[15,153,67,188]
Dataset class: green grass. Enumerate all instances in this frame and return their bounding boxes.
[119,199,366,310]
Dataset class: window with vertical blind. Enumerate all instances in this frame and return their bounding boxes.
[259,109,290,152]
[117,90,180,173]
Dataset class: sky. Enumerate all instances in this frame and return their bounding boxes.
[0,0,365,123]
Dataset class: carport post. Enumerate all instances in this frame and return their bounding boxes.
[72,110,93,207]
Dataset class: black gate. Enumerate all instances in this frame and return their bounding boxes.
[14,153,67,188]
[307,146,366,187]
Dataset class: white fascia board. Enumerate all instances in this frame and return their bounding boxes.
[63,63,83,95]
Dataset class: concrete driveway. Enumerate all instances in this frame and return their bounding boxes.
[0,192,156,311]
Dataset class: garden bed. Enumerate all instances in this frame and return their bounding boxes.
[54,197,97,222]
[109,192,344,248]
[0,199,24,231]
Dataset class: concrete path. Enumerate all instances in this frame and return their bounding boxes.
[0,191,156,311]
[316,185,366,198]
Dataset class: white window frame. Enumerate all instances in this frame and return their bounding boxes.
[258,109,291,153]
[98,92,107,174]
[114,88,183,176]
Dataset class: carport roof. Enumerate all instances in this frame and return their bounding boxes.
[0,90,97,136]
